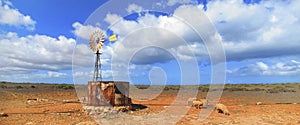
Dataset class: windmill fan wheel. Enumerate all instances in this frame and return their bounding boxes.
[89,30,105,51]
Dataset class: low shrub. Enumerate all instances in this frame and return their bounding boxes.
[224,87,247,91]
[249,88,265,91]
[0,85,7,88]
[284,85,294,88]
[136,85,149,89]
[266,86,296,93]
[164,86,180,91]
[16,86,23,89]
[56,84,74,90]
[198,86,209,92]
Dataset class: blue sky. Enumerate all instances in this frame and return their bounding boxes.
[0,0,300,84]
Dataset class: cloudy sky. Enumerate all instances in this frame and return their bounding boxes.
[0,0,299,84]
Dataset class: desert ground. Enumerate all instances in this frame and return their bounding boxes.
[1,82,300,125]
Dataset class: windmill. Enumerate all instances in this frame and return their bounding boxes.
[87,30,131,106]
[89,30,105,81]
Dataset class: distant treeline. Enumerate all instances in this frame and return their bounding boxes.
[0,81,72,85]
[0,81,75,90]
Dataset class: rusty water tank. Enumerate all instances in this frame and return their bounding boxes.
[87,81,131,106]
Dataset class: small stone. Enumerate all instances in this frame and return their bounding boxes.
[0,113,8,117]
[40,99,48,102]
[256,102,263,105]
[76,121,97,125]
[25,122,33,125]
[89,110,95,115]
[103,108,109,113]
[86,108,92,113]
[111,110,118,114]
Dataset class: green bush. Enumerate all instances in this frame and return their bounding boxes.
[266,89,280,93]
[198,86,209,92]
[0,81,9,84]
[249,88,265,91]
[16,86,23,89]
[164,86,180,91]
[266,86,296,93]
[0,85,7,88]
[224,87,247,91]
[136,85,150,89]
[284,85,294,88]
[56,84,74,89]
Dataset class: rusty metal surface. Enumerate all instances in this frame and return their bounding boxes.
[87,82,100,106]
[87,81,130,106]
[100,82,114,106]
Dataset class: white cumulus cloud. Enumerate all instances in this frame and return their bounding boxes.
[205,0,300,61]
[72,22,104,40]
[0,0,36,30]
[102,1,300,65]
[227,60,300,76]
[167,0,198,6]
[126,4,143,14]
[104,6,210,65]
[0,32,92,80]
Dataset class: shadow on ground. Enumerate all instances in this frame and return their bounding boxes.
[130,104,147,111]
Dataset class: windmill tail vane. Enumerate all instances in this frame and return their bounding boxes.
[108,34,117,42]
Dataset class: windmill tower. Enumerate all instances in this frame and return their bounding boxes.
[89,30,105,81]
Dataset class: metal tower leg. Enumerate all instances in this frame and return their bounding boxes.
[93,50,102,82]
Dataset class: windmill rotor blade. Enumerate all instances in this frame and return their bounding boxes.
[89,30,105,51]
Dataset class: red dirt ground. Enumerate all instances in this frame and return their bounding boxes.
[1,84,300,125]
